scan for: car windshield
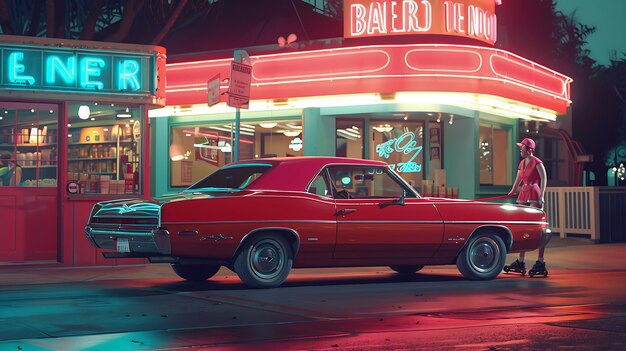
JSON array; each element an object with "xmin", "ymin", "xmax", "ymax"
[{"xmin": 185, "ymin": 164, "xmax": 273, "ymax": 192}]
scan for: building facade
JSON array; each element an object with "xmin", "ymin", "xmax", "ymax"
[
  {"xmin": 154, "ymin": 0, "xmax": 572, "ymax": 203},
  {"xmin": 0, "ymin": 35, "xmax": 165, "ymax": 265}
]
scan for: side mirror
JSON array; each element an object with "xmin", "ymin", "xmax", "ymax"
[{"xmin": 395, "ymin": 190, "xmax": 406, "ymax": 206}]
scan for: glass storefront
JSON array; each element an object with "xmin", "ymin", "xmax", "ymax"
[
  {"xmin": 370, "ymin": 119, "xmax": 425, "ymax": 189},
  {"xmin": 169, "ymin": 119, "xmax": 302, "ymax": 188},
  {"xmin": 0, "ymin": 102, "xmax": 58, "ymax": 187},
  {"xmin": 479, "ymin": 123, "xmax": 511, "ymax": 186},
  {"xmin": 67, "ymin": 103, "xmax": 143, "ymax": 194},
  {"xmin": 336, "ymin": 114, "xmax": 435, "ymax": 193}
]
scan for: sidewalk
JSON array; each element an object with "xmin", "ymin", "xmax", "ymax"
[{"xmin": 0, "ymin": 237, "xmax": 624, "ymax": 287}]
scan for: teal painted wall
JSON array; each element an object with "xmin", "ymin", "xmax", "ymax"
[
  {"xmin": 151, "ymin": 117, "xmax": 170, "ymax": 197},
  {"xmin": 303, "ymin": 107, "xmax": 336, "ymax": 156},
  {"xmin": 443, "ymin": 111, "xmax": 480, "ymax": 200}
]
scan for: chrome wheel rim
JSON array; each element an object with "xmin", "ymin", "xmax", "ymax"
[
  {"xmin": 250, "ymin": 238, "xmax": 284, "ymax": 280},
  {"xmin": 469, "ymin": 237, "xmax": 500, "ymax": 273}
]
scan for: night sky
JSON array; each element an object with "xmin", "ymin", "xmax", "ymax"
[{"xmin": 555, "ymin": 0, "xmax": 626, "ymax": 66}]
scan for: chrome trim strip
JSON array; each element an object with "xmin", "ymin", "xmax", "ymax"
[
  {"xmin": 161, "ymin": 219, "xmax": 546, "ymax": 226},
  {"xmin": 161, "ymin": 220, "xmax": 337, "ymax": 225},
  {"xmin": 445, "ymin": 221, "xmax": 549, "ymax": 225},
  {"xmin": 85, "ymin": 228, "xmax": 155, "ymax": 236}
]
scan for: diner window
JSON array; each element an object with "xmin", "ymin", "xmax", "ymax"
[
  {"xmin": 336, "ymin": 120, "xmax": 364, "ymax": 158},
  {"xmin": 170, "ymin": 120, "xmax": 302, "ymax": 188},
  {"xmin": 66, "ymin": 103, "xmax": 143, "ymax": 194},
  {"xmin": 479, "ymin": 124, "xmax": 510, "ymax": 185},
  {"xmin": 369, "ymin": 120, "xmax": 424, "ymax": 189},
  {"xmin": 0, "ymin": 102, "xmax": 58, "ymax": 187},
  {"xmin": 327, "ymin": 165, "xmax": 414, "ymax": 199}
]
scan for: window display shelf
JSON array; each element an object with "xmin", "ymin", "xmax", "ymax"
[
  {"xmin": 68, "ymin": 140, "xmax": 132, "ymax": 145},
  {"xmin": 0, "ymin": 143, "xmax": 56, "ymax": 147},
  {"xmin": 68, "ymin": 157, "xmax": 117, "ymax": 161},
  {"xmin": 21, "ymin": 165, "xmax": 57, "ymax": 169}
]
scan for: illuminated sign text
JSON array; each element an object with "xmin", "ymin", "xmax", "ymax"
[
  {"xmin": 376, "ymin": 131, "xmax": 423, "ymax": 173},
  {"xmin": 344, "ymin": 0, "xmax": 498, "ymax": 45},
  {"xmin": 1, "ymin": 46, "xmax": 154, "ymax": 95}
]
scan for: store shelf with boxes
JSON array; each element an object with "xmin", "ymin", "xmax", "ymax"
[
  {"xmin": 67, "ymin": 122, "xmax": 140, "ymax": 195},
  {"xmin": 0, "ymin": 119, "xmax": 58, "ymax": 187}
]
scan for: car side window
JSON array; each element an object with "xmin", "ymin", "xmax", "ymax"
[
  {"xmin": 307, "ymin": 174, "xmax": 332, "ymax": 198},
  {"xmin": 327, "ymin": 166, "xmax": 413, "ymax": 199}
]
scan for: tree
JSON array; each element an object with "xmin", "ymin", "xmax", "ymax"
[
  {"xmin": 0, "ymin": 0, "xmax": 219, "ymax": 45},
  {"xmin": 496, "ymin": 0, "xmax": 626, "ymax": 184}
]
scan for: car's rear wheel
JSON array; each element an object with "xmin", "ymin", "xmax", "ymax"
[
  {"xmin": 456, "ymin": 232, "xmax": 506, "ymax": 280},
  {"xmin": 389, "ymin": 265, "xmax": 425, "ymax": 274},
  {"xmin": 234, "ymin": 235, "xmax": 293, "ymax": 288},
  {"xmin": 171, "ymin": 263, "xmax": 221, "ymax": 282}
]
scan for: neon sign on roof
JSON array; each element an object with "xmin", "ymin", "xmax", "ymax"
[
  {"xmin": 0, "ymin": 45, "xmax": 153, "ymax": 95},
  {"xmin": 165, "ymin": 43, "xmax": 572, "ymax": 114},
  {"xmin": 344, "ymin": 0, "xmax": 499, "ymax": 45}
]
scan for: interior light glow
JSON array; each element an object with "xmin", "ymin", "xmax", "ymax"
[
  {"xmin": 78, "ymin": 105, "xmax": 90, "ymax": 119},
  {"xmin": 373, "ymin": 124, "xmax": 393, "ymax": 132},
  {"xmin": 169, "ymin": 144, "xmax": 185, "ymax": 161},
  {"xmin": 282, "ymin": 130, "xmax": 301, "ymax": 137},
  {"xmin": 259, "ymin": 122, "xmax": 278, "ymax": 128}
]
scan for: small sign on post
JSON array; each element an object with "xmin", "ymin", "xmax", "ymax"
[
  {"xmin": 227, "ymin": 61, "xmax": 251, "ymax": 109},
  {"xmin": 207, "ymin": 74, "xmax": 221, "ymax": 107}
]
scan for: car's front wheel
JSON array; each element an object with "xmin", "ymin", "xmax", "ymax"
[
  {"xmin": 389, "ymin": 265, "xmax": 424, "ymax": 274},
  {"xmin": 234, "ymin": 235, "xmax": 293, "ymax": 288},
  {"xmin": 456, "ymin": 232, "xmax": 506, "ymax": 280},
  {"xmin": 171, "ymin": 263, "xmax": 221, "ymax": 282}
]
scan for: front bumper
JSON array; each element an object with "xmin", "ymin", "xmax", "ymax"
[{"xmin": 85, "ymin": 226, "xmax": 172, "ymax": 255}]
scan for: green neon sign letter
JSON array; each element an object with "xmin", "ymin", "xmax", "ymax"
[
  {"xmin": 46, "ymin": 55, "xmax": 76, "ymax": 84},
  {"xmin": 80, "ymin": 57, "xmax": 105, "ymax": 90},
  {"xmin": 119, "ymin": 59, "xmax": 141, "ymax": 90},
  {"xmin": 8, "ymin": 52, "xmax": 35, "ymax": 85}
]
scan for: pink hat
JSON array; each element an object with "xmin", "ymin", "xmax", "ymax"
[{"xmin": 516, "ymin": 138, "xmax": 535, "ymax": 150}]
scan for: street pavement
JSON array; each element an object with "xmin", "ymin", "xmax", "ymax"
[
  {"xmin": 1, "ymin": 236, "xmax": 622, "ymax": 286},
  {"xmin": 0, "ymin": 236, "xmax": 625, "ymax": 351}
]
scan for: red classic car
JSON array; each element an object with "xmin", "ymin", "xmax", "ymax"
[{"xmin": 85, "ymin": 156, "xmax": 549, "ymax": 288}]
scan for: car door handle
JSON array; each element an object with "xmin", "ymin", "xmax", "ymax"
[{"xmin": 336, "ymin": 208, "xmax": 357, "ymax": 217}]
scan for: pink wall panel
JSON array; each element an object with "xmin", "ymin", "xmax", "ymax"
[{"xmin": 0, "ymin": 193, "xmax": 18, "ymax": 261}]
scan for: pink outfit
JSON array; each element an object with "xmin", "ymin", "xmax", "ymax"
[{"xmin": 517, "ymin": 156, "xmax": 543, "ymax": 204}]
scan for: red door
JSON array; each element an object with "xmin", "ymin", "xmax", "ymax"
[{"xmin": 333, "ymin": 198, "xmax": 443, "ymax": 259}]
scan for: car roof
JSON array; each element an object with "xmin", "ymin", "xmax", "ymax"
[{"xmin": 229, "ymin": 156, "xmax": 388, "ymax": 192}]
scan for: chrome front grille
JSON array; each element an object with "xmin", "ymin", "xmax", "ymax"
[{"xmin": 89, "ymin": 216, "xmax": 159, "ymax": 230}]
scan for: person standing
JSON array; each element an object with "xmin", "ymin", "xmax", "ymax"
[
  {"xmin": 504, "ymin": 138, "xmax": 550, "ymax": 276},
  {"xmin": 0, "ymin": 152, "xmax": 21, "ymax": 186}
]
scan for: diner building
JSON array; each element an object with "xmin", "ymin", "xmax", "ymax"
[
  {"xmin": 154, "ymin": 0, "xmax": 574, "ymax": 201},
  {"xmin": 0, "ymin": 35, "xmax": 165, "ymax": 265}
]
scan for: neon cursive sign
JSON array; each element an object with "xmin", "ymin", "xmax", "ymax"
[
  {"xmin": 344, "ymin": 0, "xmax": 498, "ymax": 45},
  {"xmin": 376, "ymin": 131, "xmax": 423, "ymax": 173}
]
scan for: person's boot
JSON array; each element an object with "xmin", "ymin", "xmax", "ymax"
[
  {"xmin": 529, "ymin": 260, "xmax": 548, "ymax": 277},
  {"xmin": 503, "ymin": 259, "xmax": 526, "ymax": 275}
]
